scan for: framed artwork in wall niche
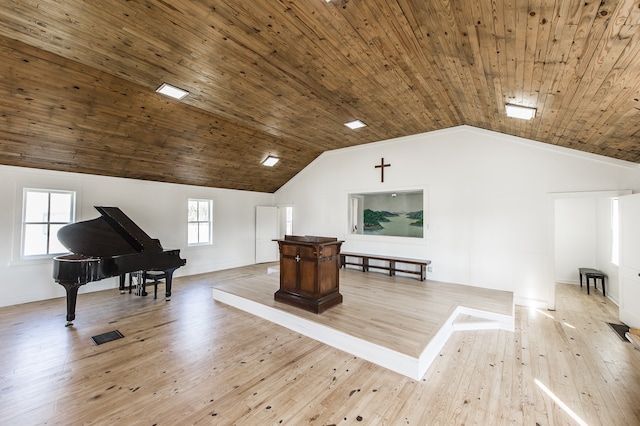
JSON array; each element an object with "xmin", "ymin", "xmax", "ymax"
[{"xmin": 348, "ymin": 190, "xmax": 424, "ymax": 238}]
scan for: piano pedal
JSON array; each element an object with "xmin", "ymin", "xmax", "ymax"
[
  {"xmin": 135, "ymin": 286, "xmax": 148, "ymax": 297},
  {"xmin": 134, "ymin": 283, "xmax": 148, "ymax": 296}
]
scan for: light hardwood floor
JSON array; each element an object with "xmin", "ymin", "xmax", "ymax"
[{"xmin": 0, "ymin": 265, "xmax": 639, "ymax": 425}]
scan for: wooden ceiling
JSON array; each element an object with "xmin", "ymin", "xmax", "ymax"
[{"xmin": 1, "ymin": 1, "xmax": 640, "ymax": 193}]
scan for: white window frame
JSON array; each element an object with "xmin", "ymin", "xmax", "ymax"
[
  {"xmin": 188, "ymin": 198, "xmax": 213, "ymax": 246},
  {"xmin": 21, "ymin": 188, "xmax": 76, "ymax": 259},
  {"xmin": 611, "ymin": 197, "xmax": 619, "ymax": 266},
  {"xmin": 284, "ymin": 206, "xmax": 293, "ymax": 235}
]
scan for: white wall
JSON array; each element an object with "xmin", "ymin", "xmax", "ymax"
[
  {"xmin": 274, "ymin": 126, "xmax": 640, "ymax": 307},
  {"xmin": 0, "ymin": 165, "xmax": 274, "ymax": 307},
  {"xmin": 554, "ymin": 198, "xmax": 597, "ymax": 283},
  {"xmin": 553, "ymin": 196, "xmax": 620, "ymax": 305}
]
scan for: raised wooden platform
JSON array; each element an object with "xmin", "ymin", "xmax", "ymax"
[{"xmin": 213, "ymin": 266, "xmax": 513, "ymax": 379}]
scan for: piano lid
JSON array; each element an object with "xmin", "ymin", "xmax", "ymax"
[{"xmin": 57, "ymin": 206, "xmax": 164, "ymax": 258}]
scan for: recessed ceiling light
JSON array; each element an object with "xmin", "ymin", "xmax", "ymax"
[
  {"xmin": 156, "ymin": 83, "xmax": 189, "ymax": 100},
  {"xmin": 344, "ymin": 120, "xmax": 367, "ymax": 130},
  {"xmin": 262, "ymin": 156, "xmax": 279, "ymax": 167},
  {"xmin": 505, "ymin": 104, "xmax": 536, "ymax": 120}
]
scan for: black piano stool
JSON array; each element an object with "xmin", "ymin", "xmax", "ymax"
[{"xmin": 143, "ymin": 271, "xmax": 166, "ymax": 299}]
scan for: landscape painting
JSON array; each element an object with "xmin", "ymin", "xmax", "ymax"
[{"xmin": 349, "ymin": 190, "xmax": 424, "ymax": 238}]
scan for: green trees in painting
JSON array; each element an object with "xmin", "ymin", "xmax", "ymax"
[
  {"xmin": 363, "ymin": 208, "xmax": 392, "ymax": 230},
  {"xmin": 364, "ymin": 209, "xmax": 423, "ymax": 231},
  {"xmin": 406, "ymin": 210, "xmax": 423, "ymax": 226}
]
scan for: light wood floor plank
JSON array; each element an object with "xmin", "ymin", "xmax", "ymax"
[{"xmin": 0, "ymin": 264, "xmax": 638, "ymax": 425}]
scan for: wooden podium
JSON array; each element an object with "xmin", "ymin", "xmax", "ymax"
[{"xmin": 274, "ymin": 235, "xmax": 343, "ymax": 313}]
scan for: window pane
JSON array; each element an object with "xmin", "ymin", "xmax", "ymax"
[
  {"xmin": 285, "ymin": 206, "xmax": 293, "ymax": 235},
  {"xmin": 188, "ymin": 222, "xmax": 199, "ymax": 244},
  {"xmin": 49, "ymin": 224, "xmax": 68, "ymax": 254},
  {"xmin": 188, "ymin": 201, "xmax": 198, "ymax": 222},
  {"xmin": 25, "ymin": 191, "xmax": 49, "ymax": 222},
  {"xmin": 24, "ymin": 224, "xmax": 49, "ymax": 256},
  {"xmin": 198, "ymin": 223, "xmax": 210, "ymax": 243},
  {"xmin": 50, "ymin": 193, "xmax": 72, "ymax": 222},
  {"xmin": 198, "ymin": 201, "xmax": 209, "ymax": 221}
]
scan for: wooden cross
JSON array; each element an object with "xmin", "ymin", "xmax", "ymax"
[{"xmin": 375, "ymin": 157, "xmax": 391, "ymax": 182}]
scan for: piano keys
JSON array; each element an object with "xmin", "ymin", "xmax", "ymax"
[{"xmin": 53, "ymin": 206, "xmax": 186, "ymax": 326}]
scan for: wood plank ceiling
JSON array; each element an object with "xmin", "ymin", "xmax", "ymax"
[{"xmin": 1, "ymin": 0, "xmax": 640, "ymax": 193}]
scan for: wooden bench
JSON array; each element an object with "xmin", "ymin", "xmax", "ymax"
[
  {"xmin": 340, "ymin": 252, "xmax": 431, "ymax": 281},
  {"xmin": 578, "ymin": 267, "xmax": 606, "ymax": 296}
]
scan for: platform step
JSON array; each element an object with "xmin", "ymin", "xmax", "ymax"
[{"xmin": 452, "ymin": 314, "xmax": 502, "ymax": 331}]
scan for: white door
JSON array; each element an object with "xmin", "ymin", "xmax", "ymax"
[
  {"xmin": 256, "ymin": 206, "xmax": 279, "ymax": 263},
  {"xmin": 618, "ymin": 194, "xmax": 640, "ymax": 328}
]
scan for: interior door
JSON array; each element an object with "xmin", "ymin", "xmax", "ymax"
[
  {"xmin": 618, "ymin": 194, "xmax": 640, "ymax": 328},
  {"xmin": 256, "ymin": 206, "xmax": 279, "ymax": 263}
]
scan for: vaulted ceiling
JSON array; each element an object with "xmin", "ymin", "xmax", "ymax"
[{"xmin": 1, "ymin": 0, "xmax": 640, "ymax": 193}]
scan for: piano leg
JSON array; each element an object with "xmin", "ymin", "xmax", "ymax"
[
  {"xmin": 163, "ymin": 267, "xmax": 180, "ymax": 301},
  {"xmin": 60, "ymin": 282, "xmax": 82, "ymax": 326},
  {"xmin": 119, "ymin": 274, "xmax": 126, "ymax": 294}
]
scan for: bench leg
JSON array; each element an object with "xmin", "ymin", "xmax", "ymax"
[
  {"xmin": 362, "ymin": 257, "xmax": 369, "ymax": 272},
  {"xmin": 420, "ymin": 265, "xmax": 426, "ymax": 281},
  {"xmin": 594, "ymin": 276, "xmax": 606, "ymax": 297},
  {"xmin": 579, "ymin": 272, "xmax": 583, "ymax": 288},
  {"xmin": 153, "ymin": 278, "xmax": 159, "ymax": 299},
  {"xmin": 389, "ymin": 261, "xmax": 395, "ymax": 277}
]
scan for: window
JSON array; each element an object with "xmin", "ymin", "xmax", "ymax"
[
  {"xmin": 348, "ymin": 190, "xmax": 424, "ymax": 238},
  {"xmin": 188, "ymin": 199, "xmax": 212, "ymax": 246},
  {"xmin": 284, "ymin": 206, "xmax": 293, "ymax": 235},
  {"xmin": 611, "ymin": 197, "xmax": 619, "ymax": 266},
  {"xmin": 22, "ymin": 189, "xmax": 75, "ymax": 257}
]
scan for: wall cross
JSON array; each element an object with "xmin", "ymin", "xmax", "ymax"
[{"xmin": 375, "ymin": 157, "xmax": 391, "ymax": 183}]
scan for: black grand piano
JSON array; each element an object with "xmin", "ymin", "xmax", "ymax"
[{"xmin": 53, "ymin": 206, "xmax": 186, "ymax": 326}]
